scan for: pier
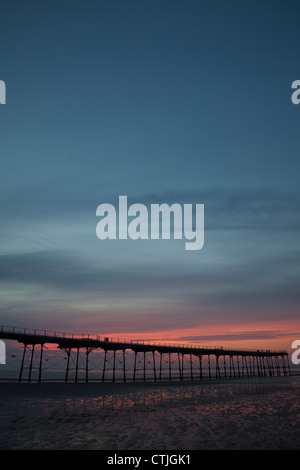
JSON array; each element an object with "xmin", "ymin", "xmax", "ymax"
[{"xmin": 0, "ymin": 326, "xmax": 291, "ymax": 383}]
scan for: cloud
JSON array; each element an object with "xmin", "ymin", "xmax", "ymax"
[
  {"xmin": 172, "ymin": 331, "xmax": 300, "ymax": 343},
  {"xmin": 1, "ymin": 185, "xmax": 300, "ymax": 227},
  {"xmin": 1, "ymin": 186, "xmax": 299, "ymax": 331},
  {"xmin": 1, "ymin": 241, "xmax": 300, "ymax": 321}
]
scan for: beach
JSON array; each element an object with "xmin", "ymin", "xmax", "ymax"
[{"xmin": 0, "ymin": 375, "xmax": 299, "ymax": 450}]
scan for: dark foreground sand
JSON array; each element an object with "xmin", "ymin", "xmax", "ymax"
[{"xmin": 0, "ymin": 376, "xmax": 299, "ymax": 450}]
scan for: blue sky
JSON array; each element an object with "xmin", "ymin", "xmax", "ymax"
[{"xmin": 1, "ymin": 1, "xmax": 300, "ymax": 349}]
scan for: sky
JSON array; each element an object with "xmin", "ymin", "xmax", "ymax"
[{"xmin": 1, "ymin": 0, "xmax": 300, "ymax": 353}]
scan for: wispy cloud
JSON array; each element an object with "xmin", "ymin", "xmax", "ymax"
[{"xmin": 172, "ymin": 331, "xmax": 300, "ymax": 343}]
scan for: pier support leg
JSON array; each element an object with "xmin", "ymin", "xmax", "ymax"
[
  {"xmin": 270, "ymin": 356, "xmax": 275, "ymax": 376},
  {"xmin": 275, "ymin": 356, "xmax": 280, "ymax": 376},
  {"xmin": 38, "ymin": 344, "xmax": 44, "ymax": 383},
  {"xmin": 178, "ymin": 353, "xmax": 183, "ymax": 380},
  {"xmin": 102, "ymin": 350, "xmax": 107, "ymax": 382},
  {"xmin": 286, "ymin": 355, "xmax": 291, "ymax": 376},
  {"xmin": 133, "ymin": 351, "xmax": 137, "ymax": 382},
  {"xmin": 152, "ymin": 351, "xmax": 156, "ymax": 382},
  {"xmin": 85, "ymin": 347, "xmax": 93, "ymax": 383},
  {"xmin": 256, "ymin": 356, "xmax": 260, "ymax": 377},
  {"xmin": 19, "ymin": 343, "xmax": 27, "ymax": 383},
  {"xmin": 237, "ymin": 355, "xmax": 241, "ymax": 378},
  {"xmin": 123, "ymin": 350, "xmax": 126, "ymax": 382},
  {"xmin": 229, "ymin": 356, "xmax": 236, "ymax": 378},
  {"xmin": 153, "ymin": 351, "xmax": 156, "ymax": 382},
  {"xmin": 75, "ymin": 347, "xmax": 79, "ymax": 383},
  {"xmin": 223, "ymin": 355, "xmax": 227, "ymax": 379},
  {"xmin": 113, "ymin": 350, "xmax": 116, "ymax": 382},
  {"xmin": 261, "ymin": 356, "xmax": 266, "ymax": 376},
  {"xmin": 65, "ymin": 348, "xmax": 71, "ymax": 383},
  {"xmin": 216, "ymin": 355, "xmax": 220, "ymax": 379},
  {"xmin": 159, "ymin": 353, "xmax": 162, "ymax": 381},
  {"xmin": 85, "ymin": 347, "xmax": 88, "ymax": 383},
  {"xmin": 28, "ymin": 344, "xmax": 35, "ymax": 383},
  {"xmin": 266, "ymin": 356, "xmax": 272, "ymax": 376},
  {"xmin": 247, "ymin": 356, "xmax": 253, "ymax": 377},
  {"xmin": 244, "ymin": 356, "xmax": 249, "ymax": 378},
  {"xmin": 198, "ymin": 355, "xmax": 203, "ymax": 380}
]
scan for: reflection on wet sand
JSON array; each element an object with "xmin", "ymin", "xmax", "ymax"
[
  {"xmin": 1, "ymin": 376, "xmax": 299, "ymax": 450},
  {"xmin": 19, "ymin": 375, "xmax": 296, "ymax": 416}
]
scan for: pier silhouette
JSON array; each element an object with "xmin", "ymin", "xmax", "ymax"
[{"xmin": 0, "ymin": 326, "xmax": 291, "ymax": 383}]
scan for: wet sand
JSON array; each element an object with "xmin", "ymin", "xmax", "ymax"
[{"xmin": 0, "ymin": 376, "xmax": 299, "ymax": 450}]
